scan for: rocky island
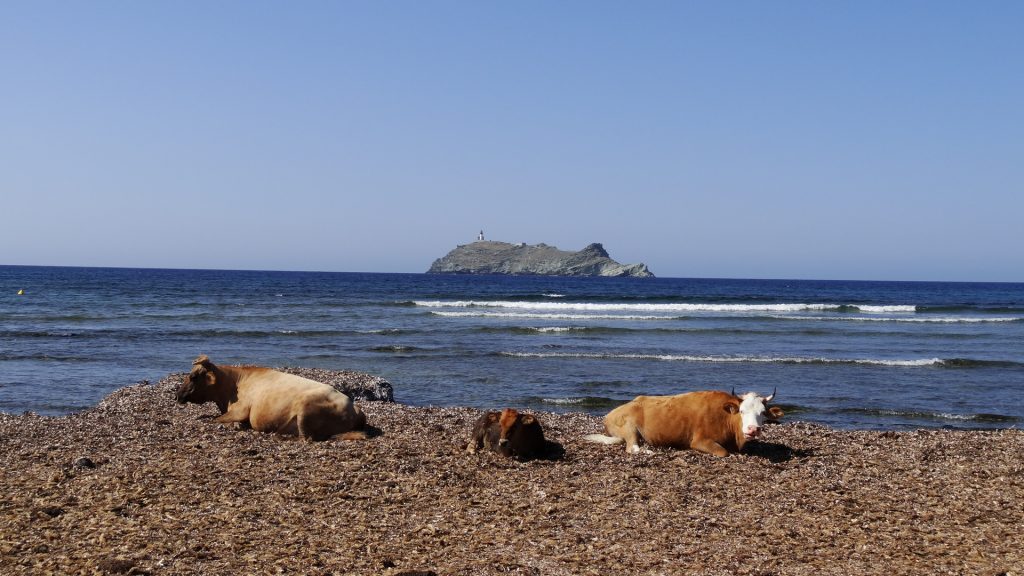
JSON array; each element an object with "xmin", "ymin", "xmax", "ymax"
[{"xmin": 428, "ymin": 240, "xmax": 654, "ymax": 277}]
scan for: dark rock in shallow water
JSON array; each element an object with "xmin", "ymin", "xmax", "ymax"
[
  {"xmin": 427, "ymin": 240, "xmax": 654, "ymax": 277},
  {"xmin": 278, "ymin": 367, "xmax": 395, "ymax": 402}
]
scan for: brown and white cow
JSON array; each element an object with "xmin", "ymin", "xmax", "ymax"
[
  {"xmin": 466, "ymin": 408, "xmax": 547, "ymax": 460},
  {"xmin": 176, "ymin": 355, "xmax": 368, "ymax": 441},
  {"xmin": 583, "ymin": 389, "xmax": 783, "ymax": 457}
]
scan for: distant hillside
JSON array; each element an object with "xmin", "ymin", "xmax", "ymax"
[{"xmin": 427, "ymin": 241, "xmax": 654, "ymax": 277}]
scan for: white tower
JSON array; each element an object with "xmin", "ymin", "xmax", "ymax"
[{"xmin": 477, "ymin": 230, "xmax": 485, "ymax": 241}]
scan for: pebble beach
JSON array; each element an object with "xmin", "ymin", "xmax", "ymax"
[{"xmin": 1, "ymin": 369, "xmax": 1021, "ymax": 576}]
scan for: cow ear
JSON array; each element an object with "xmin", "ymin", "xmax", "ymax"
[
  {"xmin": 487, "ymin": 412, "xmax": 499, "ymax": 423},
  {"xmin": 768, "ymin": 406, "xmax": 784, "ymax": 420},
  {"xmin": 204, "ymin": 371, "xmax": 217, "ymax": 386},
  {"xmin": 723, "ymin": 402, "xmax": 739, "ymax": 414},
  {"xmin": 521, "ymin": 415, "xmax": 535, "ymax": 425}
]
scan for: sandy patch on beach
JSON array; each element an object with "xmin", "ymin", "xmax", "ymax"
[{"xmin": 1, "ymin": 371, "xmax": 1021, "ymax": 575}]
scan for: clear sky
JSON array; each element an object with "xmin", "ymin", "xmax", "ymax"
[{"xmin": 2, "ymin": 1, "xmax": 1021, "ymax": 281}]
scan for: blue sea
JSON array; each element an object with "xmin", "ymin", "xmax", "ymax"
[{"xmin": 2, "ymin": 265, "xmax": 1023, "ymax": 430}]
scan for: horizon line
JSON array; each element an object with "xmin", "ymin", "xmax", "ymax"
[{"xmin": 1, "ymin": 262, "xmax": 1021, "ymax": 285}]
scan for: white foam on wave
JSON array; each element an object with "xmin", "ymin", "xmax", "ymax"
[
  {"xmin": 773, "ymin": 315, "xmax": 1021, "ymax": 324},
  {"xmin": 431, "ymin": 311, "xmax": 669, "ymax": 320},
  {"xmin": 415, "ymin": 300, "xmax": 917, "ymax": 313},
  {"xmin": 856, "ymin": 305, "xmax": 917, "ymax": 313},
  {"xmin": 873, "ymin": 409, "xmax": 978, "ymax": 420},
  {"xmin": 533, "ymin": 326, "xmax": 581, "ymax": 333},
  {"xmin": 541, "ymin": 397, "xmax": 587, "ymax": 405},
  {"xmin": 500, "ymin": 351, "xmax": 945, "ymax": 367}
]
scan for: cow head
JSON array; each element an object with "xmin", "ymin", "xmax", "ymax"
[
  {"xmin": 727, "ymin": 388, "xmax": 784, "ymax": 440},
  {"xmin": 498, "ymin": 408, "xmax": 534, "ymax": 447},
  {"xmin": 176, "ymin": 355, "xmax": 217, "ymax": 404}
]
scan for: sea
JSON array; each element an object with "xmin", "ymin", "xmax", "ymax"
[{"xmin": 2, "ymin": 265, "xmax": 1023, "ymax": 430}]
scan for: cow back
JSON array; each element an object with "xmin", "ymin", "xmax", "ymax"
[
  {"xmin": 235, "ymin": 368, "xmax": 357, "ymax": 433},
  {"xmin": 619, "ymin": 391, "xmax": 742, "ymax": 451}
]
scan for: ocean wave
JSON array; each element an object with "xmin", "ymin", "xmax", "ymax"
[
  {"xmin": 476, "ymin": 325, "xmax": 846, "ymax": 338},
  {"xmin": 394, "ymin": 293, "xmax": 565, "ymax": 306},
  {"xmin": 175, "ymin": 327, "xmax": 420, "ymax": 338},
  {"xmin": 450, "ymin": 326, "xmax": 585, "ymax": 334},
  {"xmin": 431, "ymin": 311, "xmax": 674, "ymax": 320},
  {"xmin": 496, "ymin": 352, "xmax": 1021, "ymax": 368},
  {"xmin": 770, "ymin": 315, "xmax": 1023, "ymax": 324},
  {"xmin": 0, "ymin": 353, "xmax": 101, "ymax": 363},
  {"xmin": 367, "ymin": 345, "xmax": 421, "ymax": 353},
  {"xmin": 524, "ymin": 395, "xmax": 623, "ymax": 408},
  {"xmin": 415, "ymin": 300, "xmax": 917, "ymax": 313},
  {"xmin": 174, "ymin": 328, "xmax": 369, "ymax": 338},
  {"xmin": 0, "ymin": 330, "xmax": 84, "ymax": 338},
  {"xmin": 935, "ymin": 358, "xmax": 1024, "ymax": 368},
  {"xmin": 838, "ymin": 407, "xmax": 1020, "ymax": 424},
  {"xmin": 480, "ymin": 325, "xmax": 661, "ymax": 335},
  {"xmin": 917, "ymin": 305, "xmax": 1024, "ymax": 314},
  {"xmin": 854, "ymin": 305, "xmax": 917, "ymax": 313}
]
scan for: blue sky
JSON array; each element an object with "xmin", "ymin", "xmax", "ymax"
[{"xmin": 2, "ymin": 1, "xmax": 1021, "ymax": 281}]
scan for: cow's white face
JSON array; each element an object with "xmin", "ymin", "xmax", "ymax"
[{"xmin": 738, "ymin": 392, "xmax": 773, "ymax": 440}]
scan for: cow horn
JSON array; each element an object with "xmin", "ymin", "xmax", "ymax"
[
  {"xmin": 764, "ymin": 387, "xmax": 777, "ymax": 403},
  {"xmin": 731, "ymin": 386, "xmax": 736, "ymax": 398}
]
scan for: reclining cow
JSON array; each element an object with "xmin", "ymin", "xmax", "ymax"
[
  {"xmin": 583, "ymin": 389, "xmax": 783, "ymax": 457},
  {"xmin": 466, "ymin": 408, "xmax": 547, "ymax": 461},
  {"xmin": 176, "ymin": 355, "xmax": 368, "ymax": 441}
]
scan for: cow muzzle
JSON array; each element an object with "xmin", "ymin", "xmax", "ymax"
[
  {"xmin": 175, "ymin": 383, "xmax": 194, "ymax": 404},
  {"xmin": 744, "ymin": 427, "xmax": 761, "ymax": 440}
]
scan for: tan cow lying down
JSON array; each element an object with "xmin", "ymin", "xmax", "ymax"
[
  {"xmin": 583, "ymin": 390, "xmax": 783, "ymax": 457},
  {"xmin": 466, "ymin": 408, "xmax": 547, "ymax": 461},
  {"xmin": 176, "ymin": 355, "xmax": 368, "ymax": 441}
]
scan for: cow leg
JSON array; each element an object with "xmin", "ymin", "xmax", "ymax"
[
  {"xmin": 214, "ymin": 404, "xmax": 250, "ymax": 427},
  {"xmin": 466, "ymin": 430, "xmax": 483, "ymax": 454},
  {"xmin": 602, "ymin": 403, "xmax": 650, "ymax": 454},
  {"xmin": 612, "ymin": 423, "xmax": 644, "ymax": 454},
  {"xmin": 691, "ymin": 437, "xmax": 730, "ymax": 458}
]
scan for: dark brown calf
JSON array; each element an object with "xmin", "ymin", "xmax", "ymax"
[{"xmin": 466, "ymin": 408, "xmax": 546, "ymax": 461}]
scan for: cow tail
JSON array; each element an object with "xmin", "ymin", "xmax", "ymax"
[
  {"xmin": 337, "ymin": 430, "xmax": 369, "ymax": 441},
  {"xmin": 582, "ymin": 433, "xmax": 624, "ymax": 445}
]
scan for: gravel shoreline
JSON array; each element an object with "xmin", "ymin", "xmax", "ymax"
[{"xmin": 1, "ymin": 370, "xmax": 1021, "ymax": 575}]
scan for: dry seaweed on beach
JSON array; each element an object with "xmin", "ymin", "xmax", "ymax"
[{"xmin": 1, "ymin": 371, "xmax": 1022, "ymax": 575}]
